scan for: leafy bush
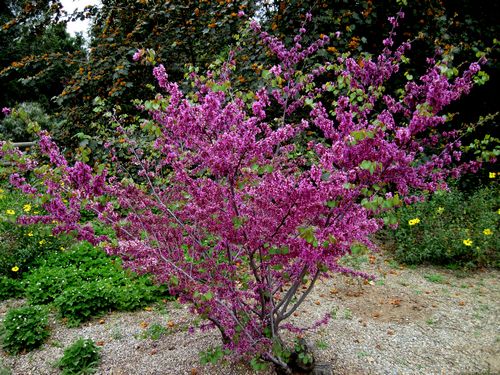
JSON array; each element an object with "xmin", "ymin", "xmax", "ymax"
[
  {"xmin": 57, "ymin": 338, "xmax": 100, "ymax": 375},
  {"xmin": 24, "ymin": 266, "xmax": 82, "ymax": 305},
  {"xmin": 393, "ymin": 185, "xmax": 499, "ymax": 266},
  {"xmin": 24, "ymin": 242, "xmax": 165, "ymax": 326},
  {"xmin": 0, "ymin": 102, "xmax": 61, "ymax": 142},
  {"xmin": 0, "ymin": 305, "xmax": 49, "ymax": 354},
  {"xmin": 54, "ymin": 281, "xmax": 116, "ymax": 327},
  {"xmin": 0, "ymin": 276, "xmax": 24, "ymax": 301}
]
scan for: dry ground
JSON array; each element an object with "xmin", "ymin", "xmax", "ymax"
[{"xmin": 1, "ymin": 250, "xmax": 499, "ymax": 374}]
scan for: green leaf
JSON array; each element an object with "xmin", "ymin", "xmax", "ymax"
[{"xmin": 201, "ymin": 291, "xmax": 213, "ymax": 301}]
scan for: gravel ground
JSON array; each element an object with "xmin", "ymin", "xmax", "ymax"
[{"xmin": 1, "ymin": 251, "xmax": 499, "ymax": 375}]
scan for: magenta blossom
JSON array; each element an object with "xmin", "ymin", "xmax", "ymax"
[
  {"xmin": 132, "ymin": 49, "xmax": 144, "ymax": 62},
  {"xmin": 1, "ymin": 14, "xmax": 487, "ymax": 374}
]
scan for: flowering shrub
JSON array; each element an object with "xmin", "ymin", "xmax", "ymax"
[
  {"xmin": 1, "ymin": 305, "xmax": 50, "ymax": 354},
  {"xmin": 393, "ymin": 184, "xmax": 499, "ymax": 267},
  {"xmin": 0, "ymin": 13, "xmax": 487, "ymax": 372},
  {"xmin": 0, "ymin": 188, "xmax": 71, "ymax": 276}
]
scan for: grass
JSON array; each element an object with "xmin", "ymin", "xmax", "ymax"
[{"xmin": 424, "ymin": 274, "xmax": 446, "ymax": 284}]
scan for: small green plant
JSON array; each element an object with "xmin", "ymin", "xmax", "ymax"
[
  {"xmin": 357, "ymin": 351, "xmax": 369, "ymax": 358},
  {"xmin": 315, "ymin": 339, "xmax": 329, "ymax": 350},
  {"xmin": 424, "ymin": 274, "xmax": 445, "ymax": 284},
  {"xmin": 343, "ymin": 308, "xmax": 353, "ymax": 320},
  {"xmin": 140, "ymin": 323, "xmax": 168, "ymax": 340},
  {"xmin": 57, "ymin": 338, "xmax": 101, "ymax": 375},
  {"xmin": 250, "ymin": 357, "xmax": 270, "ymax": 371},
  {"xmin": 199, "ymin": 345, "xmax": 229, "ymax": 365},
  {"xmin": 292, "ymin": 338, "xmax": 314, "ymax": 369},
  {"xmin": 1, "ymin": 305, "xmax": 49, "ymax": 354},
  {"xmin": 330, "ymin": 306, "xmax": 339, "ymax": 319}
]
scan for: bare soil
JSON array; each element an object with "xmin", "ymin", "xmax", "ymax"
[{"xmin": 1, "ymin": 249, "xmax": 499, "ymax": 375}]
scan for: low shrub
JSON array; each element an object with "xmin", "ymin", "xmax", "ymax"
[
  {"xmin": 0, "ymin": 276, "xmax": 24, "ymax": 301},
  {"xmin": 54, "ymin": 281, "xmax": 116, "ymax": 327},
  {"xmin": 57, "ymin": 338, "xmax": 101, "ymax": 375},
  {"xmin": 393, "ymin": 185, "xmax": 499, "ymax": 266},
  {"xmin": 24, "ymin": 266, "xmax": 81, "ymax": 305},
  {"xmin": 26, "ymin": 241, "xmax": 167, "ymax": 326},
  {"xmin": 0, "ymin": 305, "xmax": 49, "ymax": 354}
]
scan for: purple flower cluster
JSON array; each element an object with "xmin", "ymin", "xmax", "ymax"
[{"xmin": 2, "ymin": 14, "xmax": 487, "ymax": 371}]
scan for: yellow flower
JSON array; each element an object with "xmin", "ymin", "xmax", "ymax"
[
  {"xmin": 23, "ymin": 204, "xmax": 32, "ymax": 212},
  {"xmin": 39, "ymin": 239, "xmax": 46, "ymax": 245},
  {"xmin": 27, "ymin": 232, "xmax": 34, "ymax": 237},
  {"xmin": 408, "ymin": 218, "xmax": 421, "ymax": 226},
  {"xmin": 463, "ymin": 239, "xmax": 473, "ymax": 246},
  {"xmin": 6, "ymin": 209, "xmax": 15, "ymax": 215},
  {"xmin": 0, "ymin": 188, "xmax": 4, "ymax": 193},
  {"xmin": 483, "ymin": 229, "xmax": 493, "ymax": 235},
  {"xmin": 60, "ymin": 246, "xmax": 65, "ymax": 251},
  {"xmin": 11, "ymin": 266, "xmax": 19, "ymax": 272},
  {"xmin": 436, "ymin": 207, "xmax": 444, "ymax": 214},
  {"xmin": 489, "ymin": 172, "xmax": 496, "ymax": 178}
]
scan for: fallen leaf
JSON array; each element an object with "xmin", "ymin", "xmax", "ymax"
[
  {"xmin": 96, "ymin": 341, "xmax": 105, "ymax": 346},
  {"xmin": 144, "ymin": 306, "xmax": 153, "ymax": 312},
  {"xmin": 390, "ymin": 299, "xmax": 401, "ymax": 307},
  {"xmin": 99, "ymin": 319, "xmax": 105, "ymax": 324},
  {"xmin": 314, "ymin": 300, "xmax": 321, "ymax": 305},
  {"xmin": 167, "ymin": 321, "xmax": 175, "ymax": 328},
  {"xmin": 140, "ymin": 321, "xmax": 148, "ymax": 329},
  {"xmin": 458, "ymin": 301, "xmax": 465, "ymax": 306},
  {"xmin": 387, "ymin": 329, "xmax": 395, "ymax": 335}
]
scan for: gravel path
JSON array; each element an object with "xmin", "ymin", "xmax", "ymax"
[{"xmin": 1, "ymin": 251, "xmax": 499, "ymax": 375}]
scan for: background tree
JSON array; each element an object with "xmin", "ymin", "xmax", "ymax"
[
  {"xmin": 0, "ymin": 0, "xmax": 83, "ymax": 111},
  {"xmin": 56, "ymin": 0, "xmax": 258, "ymax": 141}
]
